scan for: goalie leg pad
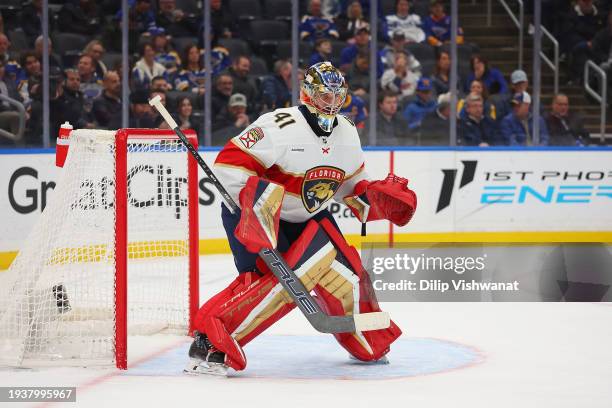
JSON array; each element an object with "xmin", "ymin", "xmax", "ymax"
[
  {"xmin": 315, "ymin": 217, "xmax": 402, "ymax": 362},
  {"xmin": 194, "ymin": 221, "xmax": 338, "ymax": 370}
]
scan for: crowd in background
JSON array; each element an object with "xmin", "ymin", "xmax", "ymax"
[{"xmin": 0, "ymin": 0, "xmax": 609, "ymax": 147}]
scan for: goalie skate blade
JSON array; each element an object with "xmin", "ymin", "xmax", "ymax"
[
  {"xmin": 349, "ymin": 354, "xmax": 390, "ymax": 365},
  {"xmin": 353, "ymin": 312, "xmax": 391, "ymax": 332},
  {"xmin": 183, "ymin": 359, "xmax": 228, "ymax": 377}
]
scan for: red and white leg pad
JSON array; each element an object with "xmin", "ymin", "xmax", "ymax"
[{"xmin": 193, "ymin": 220, "xmax": 401, "ymax": 370}]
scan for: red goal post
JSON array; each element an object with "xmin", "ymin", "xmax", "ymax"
[{"xmin": 0, "ymin": 128, "xmax": 200, "ymax": 370}]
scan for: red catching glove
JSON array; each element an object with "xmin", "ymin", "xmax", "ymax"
[
  {"xmin": 235, "ymin": 176, "xmax": 285, "ymax": 253},
  {"xmin": 344, "ymin": 173, "xmax": 417, "ymax": 226}
]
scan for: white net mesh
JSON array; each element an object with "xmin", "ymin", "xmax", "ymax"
[{"xmin": 0, "ymin": 130, "xmax": 194, "ymax": 367}]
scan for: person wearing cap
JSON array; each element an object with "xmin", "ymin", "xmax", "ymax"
[
  {"xmin": 335, "ymin": 0, "xmax": 370, "ymax": 41},
  {"xmin": 458, "ymin": 94, "xmax": 499, "ymax": 147},
  {"xmin": 496, "ymin": 69, "xmax": 529, "ymax": 120},
  {"xmin": 545, "ymin": 93, "xmax": 590, "ymax": 146},
  {"xmin": 500, "ymin": 91, "xmax": 549, "ymax": 146},
  {"xmin": 339, "ymin": 26, "xmax": 384, "ymax": 77},
  {"xmin": 212, "ymin": 93, "xmax": 251, "ymax": 145},
  {"xmin": 420, "ymin": 92, "xmax": 452, "ymax": 145},
  {"xmin": 151, "ymin": 27, "xmax": 181, "ymax": 77},
  {"xmin": 403, "ymin": 77, "xmax": 438, "ymax": 131},
  {"xmin": 384, "ymin": 0, "xmax": 425, "ymax": 43},
  {"xmin": 299, "ymin": 0, "xmax": 340, "ymax": 43},
  {"xmin": 381, "ymin": 51, "xmax": 420, "ymax": 102},
  {"xmin": 380, "ymin": 30, "xmax": 422, "ymax": 72},
  {"xmin": 423, "ymin": 0, "xmax": 464, "ymax": 47}
]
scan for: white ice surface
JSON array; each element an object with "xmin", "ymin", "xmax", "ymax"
[{"xmin": 1, "ymin": 254, "xmax": 611, "ymax": 408}]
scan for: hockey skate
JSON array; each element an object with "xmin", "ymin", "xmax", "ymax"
[{"xmin": 184, "ymin": 331, "xmax": 228, "ymax": 376}]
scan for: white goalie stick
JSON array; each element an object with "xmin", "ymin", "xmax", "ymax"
[{"xmin": 149, "ymin": 95, "xmax": 390, "ymax": 333}]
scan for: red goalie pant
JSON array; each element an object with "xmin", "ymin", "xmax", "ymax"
[{"xmin": 193, "ymin": 217, "xmax": 402, "ymax": 371}]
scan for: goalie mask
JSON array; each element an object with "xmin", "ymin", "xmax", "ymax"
[{"xmin": 301, "ymin": 62, "xmax": 348, "ymax": 133}]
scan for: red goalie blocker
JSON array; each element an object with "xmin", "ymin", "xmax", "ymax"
[{"xmin": 193, "ymin": 218, "xmax": 401, "ymax": 370}]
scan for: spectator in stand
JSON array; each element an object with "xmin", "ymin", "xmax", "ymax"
[
  {"xmin": 77, "ymin": 54, "xmax": 103, "ymax": 113},
  {"xmin": 431, "ymin": 49, "xmax": 462, "ymax": 96},
  {"xmin": 458, "ymin": 79, "xmax": 496, "ymax": 121},
  {"xmin": 57, "ymin": 0, "xmax": 101, "ymax": 36},
  {"xmin": 545, "ymin": 93, "xmax": 590, "ymax": 146},
  {"xmin": 116, "ymin": 0, "xmax": 156, "ymax": 34},
  {"xmin": 423, "ymin": 0, "xmax": 464, "ymax": 47},
  {"xmin": 156, "ymin": 0, "xmax": 198, "ymax": 38},
  {"xmin": 91, "ymin": 71, "xmax": 122, "ymax": 130},
  {"xmin": 17, "ymin": 51, "xmax": 42, "ymax": 107},
  {"xmin": 150, "ymin": 28, "xmax": 180, "ymax": 79},
  {"xmin": 310, "ymin": 38, "xmax": 335, "ymax": 66},
  {"xmin": 300, "ymin": 0, "xmax": 340, "ymax": 43},
  {"xmin": 207, "ymin": 0, "xmax": 234, "ymax": 42},
  {"xmin": 339, "ymin": 91, "xmax": 367, "ymax": 129},
  {"xmin": 34, "ymin": 36, "xmax": 62, "ymax": 75},
  {"xmin": 380, "ymin": 30, "xmax": 421, "ymax": 72},
  {"xmin": 132, "ymin": 43, "xmax": 167, "ymax": 91},
  {"xmin": 212, "ymin": 93, "xmax": 251, "ymax": 145},
  {"xmin": 381, "ymin": 51, "xmax": 420, "ymax": 102},
  {"xmin": 129, "ymin": 89, "xmax": 157, "ymax": 128},
  {"xmin": 365, "ymin": 91, "xmax": 412, "ymax": 145},
  {"xmin": 591, "ymin": 10, "xmax": 612, "ymax": 94},
  {"xmin": 151, "ymin": 75, "xmax": 172, "ymax": 92},
  {"xmin": 226, "ymin": 55, "xmax": 259, "ymax": 114},
  {"xmin": 0, "ymin": 59, "xmax": 22, "ymax": 144},
  {"xmin": 0, "ymin": 34, "xmax": 22, "ymax": 84},
  {"xmin": 562, "ymin": 0, "xmax": 605, "ymax": 83},
  {"xmin": 495, "ymin": 69, "xmax": 529, "ymax": 121},
  {"xmin": 174, "ymin": 44, "xmax": 205, "ymax": 94},
  {"xmin": 420, "ymin": 92, "xmax": 451, "ymax": 145},
  {"xmin": 83, "ymin": 40, "xmax": 108, "ymax": 80},
  {"xmin": 339, "ymin": 27, "xmax": 384, "ymax": 77},
  {"xmin": 262, "ymin": 60, "xmax": 292, "ymax": 111},
  {"xmin": 346, "ymin": 51, "xmax": 371, "ymax": 101},
  {"xmin": 175, "ymin": 96, "xmax": 201, "ymax": 136},
  {"xmin": 458, "ymin": 94, "xmax": 499, "ymax": 146},
  {"xmin": 211, "ymin": 73, "xmax": 234, "ymax": 117},
  {"xmin": 465, "ymin": 55, "xmax": 509, "ymax": 95},
  {"xmin": 21, "ymin": 0, "xmax": 43, "ymax": 46},
  {"xmin": 403, "ymin": 77, "xmax": 437, "ymax": 131},
  {"xmin": 384, "ymin": 0, "xmax": 425, "ymax": 43},
  {"xmin": 54, "ymin": 68, "xmax": 93, "ymax": 130},
  {"xmin": 336, "ymin": 0, "xmax": 370, "ymax": 42},
  {"xmin": 500, "ymin": 91, "xmax": 549, "ymax": 146}
]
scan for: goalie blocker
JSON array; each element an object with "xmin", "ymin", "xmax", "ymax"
[{"xmin": 194, "ymin": 209, "xmax": 402, "ymax": 370}]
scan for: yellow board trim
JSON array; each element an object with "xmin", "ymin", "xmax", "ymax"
[{"xmin": 2, "ymin": 231, "xmax": 611, "ymax": 271}]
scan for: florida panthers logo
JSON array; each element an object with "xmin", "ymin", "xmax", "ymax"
[{"xmin": 301, "ymin": 166, "xmax": 345, "ymax": 213}]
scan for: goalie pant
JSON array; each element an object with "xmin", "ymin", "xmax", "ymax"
[{"xmin": 193, "ymin": 206, "xmax": 402, "ymax": 370}]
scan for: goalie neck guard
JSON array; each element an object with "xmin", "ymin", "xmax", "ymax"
[{"xmin": 300, "ymin": 62, "xmax": 348, "ymax": 133}]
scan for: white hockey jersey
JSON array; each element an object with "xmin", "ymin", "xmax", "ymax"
[
  {"xmin": 214, "ymin": 106, "xmax": 369, "ymax": 223},
  {"xmin": 385, "ymin": 14, "xmax": 425, "ymax": 43}
]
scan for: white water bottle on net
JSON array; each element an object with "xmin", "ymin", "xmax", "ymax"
[{"xmin": 0, "ymin": 128, "xmax": 200, "ymax": 369}]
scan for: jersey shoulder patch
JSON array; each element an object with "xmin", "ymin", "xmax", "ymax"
[{"xmin": 236, "ymin": 126, "xmax": 266, "ymax": 149}]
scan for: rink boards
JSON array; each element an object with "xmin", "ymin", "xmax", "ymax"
[{"xmin": 1, "ymin": 147, "xmax": 612, "ymax": 268}]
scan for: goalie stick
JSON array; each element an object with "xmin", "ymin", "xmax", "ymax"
[{"xmin": 149, "ymin": 95, "xmax": 389, "ymax": 334}]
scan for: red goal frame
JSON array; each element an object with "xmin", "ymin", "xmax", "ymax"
[{"xmin": 114, "ymin": 129, "xmax": 199, "ymax": 369}]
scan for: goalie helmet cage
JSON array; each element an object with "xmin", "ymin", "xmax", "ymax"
[{"xmin": 0, "ymin": 128, "xmax": 199, "ymax": 370}]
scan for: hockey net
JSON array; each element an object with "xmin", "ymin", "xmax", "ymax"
[{"xmin": 0, "ymin": 128, "xmax": 199, "ymax": 369}]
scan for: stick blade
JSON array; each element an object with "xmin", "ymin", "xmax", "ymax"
[{"xmin": 353, "ymin": 312, "xmax": 390, "ymax": 332}]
